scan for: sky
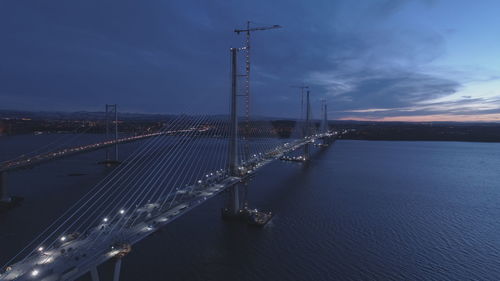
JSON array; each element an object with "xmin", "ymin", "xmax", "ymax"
[{"xmin": 0, "ymin": 0, "xmax": 499, "ymax": 121}]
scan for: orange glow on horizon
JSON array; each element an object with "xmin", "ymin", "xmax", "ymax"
[{"xmin": 339, "ymin": 114, "xmax": 500, "ymax": 122}]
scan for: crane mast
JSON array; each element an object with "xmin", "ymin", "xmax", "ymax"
[{"xmin": 234, "ymin": 21, "xmax": 281, "ymax": 158}]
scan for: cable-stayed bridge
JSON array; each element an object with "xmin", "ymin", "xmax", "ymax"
[
  {"xmin": 0, "ymin": 36, "xmax": 337, "ymax": 281},
  {"xmin": 0, "ymin": 113, "xmax": 336, "ymax": 281}
]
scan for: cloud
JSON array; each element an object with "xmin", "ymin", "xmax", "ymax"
[
  {"xmin": 337, "ymin": 97, "xmax": 500, "ymax": 121},
  {"xmin": 310, "ymin": 68, "xmax": 461, "ymax": 109}
]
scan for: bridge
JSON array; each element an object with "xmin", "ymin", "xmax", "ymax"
[
  {"xmin": 0, "ymin": 121, "xmax": 209, "ymax": 205},
  {"xmin": 0, "ymin": 42, "xmax": 337, "ymax": 281},
  {"xmin": 0, "ymin": 132, "xmax": 163, "ymax": 173}
]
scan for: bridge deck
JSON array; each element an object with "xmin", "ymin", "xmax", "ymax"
[
  {"xmin": 0, "ymin": 130, "xmax": 198, "ymax": 173},
  {"xmin": 0, "ymin": 132, "xmax": 335, "ymax": 281}
]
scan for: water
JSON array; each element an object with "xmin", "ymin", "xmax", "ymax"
[{"xmin": 2, "ymin": 138, "xmax": 500, "ymax": 280}]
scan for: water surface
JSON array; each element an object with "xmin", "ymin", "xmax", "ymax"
[{"xmin": 1, "ymin": 139, "xmax": 500, "ymax": 280}]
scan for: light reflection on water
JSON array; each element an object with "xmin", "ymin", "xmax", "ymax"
[{"xmin": 1, "ymin": 137, "xmax": 500, "ymax": 280}]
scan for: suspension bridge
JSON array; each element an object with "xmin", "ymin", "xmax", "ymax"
[{"xmin": 0, "ymin": 23, "xmax": 338, "ymax": 281}]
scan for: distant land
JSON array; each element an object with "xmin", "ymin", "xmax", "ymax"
[
  {"xmin": 337, "ymin": 122, "xmax": 500, "ymax": 143},
  {"xmin": 1, "ymin": 110, "xmax": 500, "ymax": 142}
]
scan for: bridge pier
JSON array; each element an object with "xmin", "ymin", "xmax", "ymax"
[
  {"xmin": 0, "ymin": 171, "xmax": 10, "ymax": 203},
  {"xmin": 113, "ymin": 258, "xmax": 122, "ymax": 281},
  {"xmin": 90, "ymin": 266, "xmax": 100, "ymax": 281},
  {"xmin": 87, "ymin": 260, "xmax": 120, "ymax": 281},
  {"xmin": 228, "ymin": 184, "xmax": 242, "ymax": 216}
]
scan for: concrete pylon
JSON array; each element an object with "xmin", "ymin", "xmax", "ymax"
[
  {"xmin": 227, "ymin": 47, "xmax": 241, "ymax": 215},
  {"xmin": 303, "ymin": 90, "xmax": 311, "ymax": 160},
  {"xmin": 321, "ymin": 100, "xmax": 331, "ymax": 146}
]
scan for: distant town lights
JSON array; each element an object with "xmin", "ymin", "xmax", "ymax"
[
  {"xmin": 37, "ymin": 247, "xmax": 44, "ymax": 252},
  {"xmin": 31, "ymin": 269, "xmax": 39, "ymax": 276},
  {"xmin": 60, "ymin": 236, "xmax": 67, "ymax": 242}
]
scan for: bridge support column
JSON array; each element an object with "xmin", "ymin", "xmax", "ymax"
[
  {"xmin": 303, "ymin": 90, "xmax": 311, "ymax": 160},
  {"xmin": 90, "ymin": 266, "xmax": 100, "ymax": 281},
  {"xmin": 229, "ymin": 184, "xmax": 241, "ymax": 215},
  {"xmin": 113, "ymin": 258, "xmax": 122, "ymax": 281},
  {"xmin": 321, "ymin": 100, "xmax": 329, "ymax": 146},
  {"xmin": 0, "ymin": 171, "xmax": 11, "ymax": 203},
  {"xmin": 225, "ymin": 47, "xmax": 243, "ymax": 217}
]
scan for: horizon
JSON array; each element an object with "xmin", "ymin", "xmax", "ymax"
[{"xmin": 3, "ymin": 107, "xmax": 500, "ymax": 124}]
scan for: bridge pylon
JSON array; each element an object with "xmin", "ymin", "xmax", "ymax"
[
  {"xmin": 320, "ymin": 100, "xmax": 332, "ymax": 146},
  {"xmin": 224, "ymin": 47, "xmax": 243, "ymax": 217},
  {"xmin": 303, "ymin": 90, "xmax": 311, "ymax": 160}
]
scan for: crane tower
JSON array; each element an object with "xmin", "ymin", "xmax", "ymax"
[{"xmin": 234, "ymin": 21, "xmax": 281, "ymax": 156}]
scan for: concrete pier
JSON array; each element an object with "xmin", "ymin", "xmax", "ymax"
[
  {"xmin": 229, "ymin": 184, "xmax": 241, "ymax": 215},
  {"xmin": 113, "ymin": 259, "xmax": 122, "ymax": 281},
  {"xmin": 0, "ymin": 171, "xmax": 10, "ymax": 203},
  {"xmin": 90, "ymin": 266, "xmax": 100, "ymax": 281}
]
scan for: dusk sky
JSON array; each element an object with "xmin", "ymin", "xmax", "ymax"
[{"xmin": 1, "ymin": 0, "xmax": 499, "ymax": 121}]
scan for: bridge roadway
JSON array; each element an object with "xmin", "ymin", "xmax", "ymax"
[
  {"xmin": 0, "ymin": 132, "xmax": 334, "ymax": 281},
  {"xmin": 0, "ymin": 128, "xmax": 205, "ymax": 173}
]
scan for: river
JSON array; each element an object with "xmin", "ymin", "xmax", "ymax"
[{"xmin": 1, "ymin": 136, "xmax": 500, "ymax": 280}]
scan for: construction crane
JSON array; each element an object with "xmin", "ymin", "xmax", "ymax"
[{"xmin": 234, "ymin": 21, "xmax": 282, "ymax": 158}]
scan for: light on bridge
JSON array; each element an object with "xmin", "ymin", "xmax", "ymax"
[
  {"xmin": 103, "ymin": 217, "xmax": 109, "ymax": 222},
  {"xmin": 38, "ymin": 255, "xmax": 54, "ymax": 265},
  {"xmin": 60, "ymin": 236, "xmax": 67, "ymax": 242},
  {"xmin": 37, "ymin": 247, "xmax": 44, "ymax": 252},
  {"xmin": 31, "ymin": 269, "xmax": 39, "ymax": 277},
  {"xmin": 119, "ymin": 209, "xmax": 125, "ymax": 215}
]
